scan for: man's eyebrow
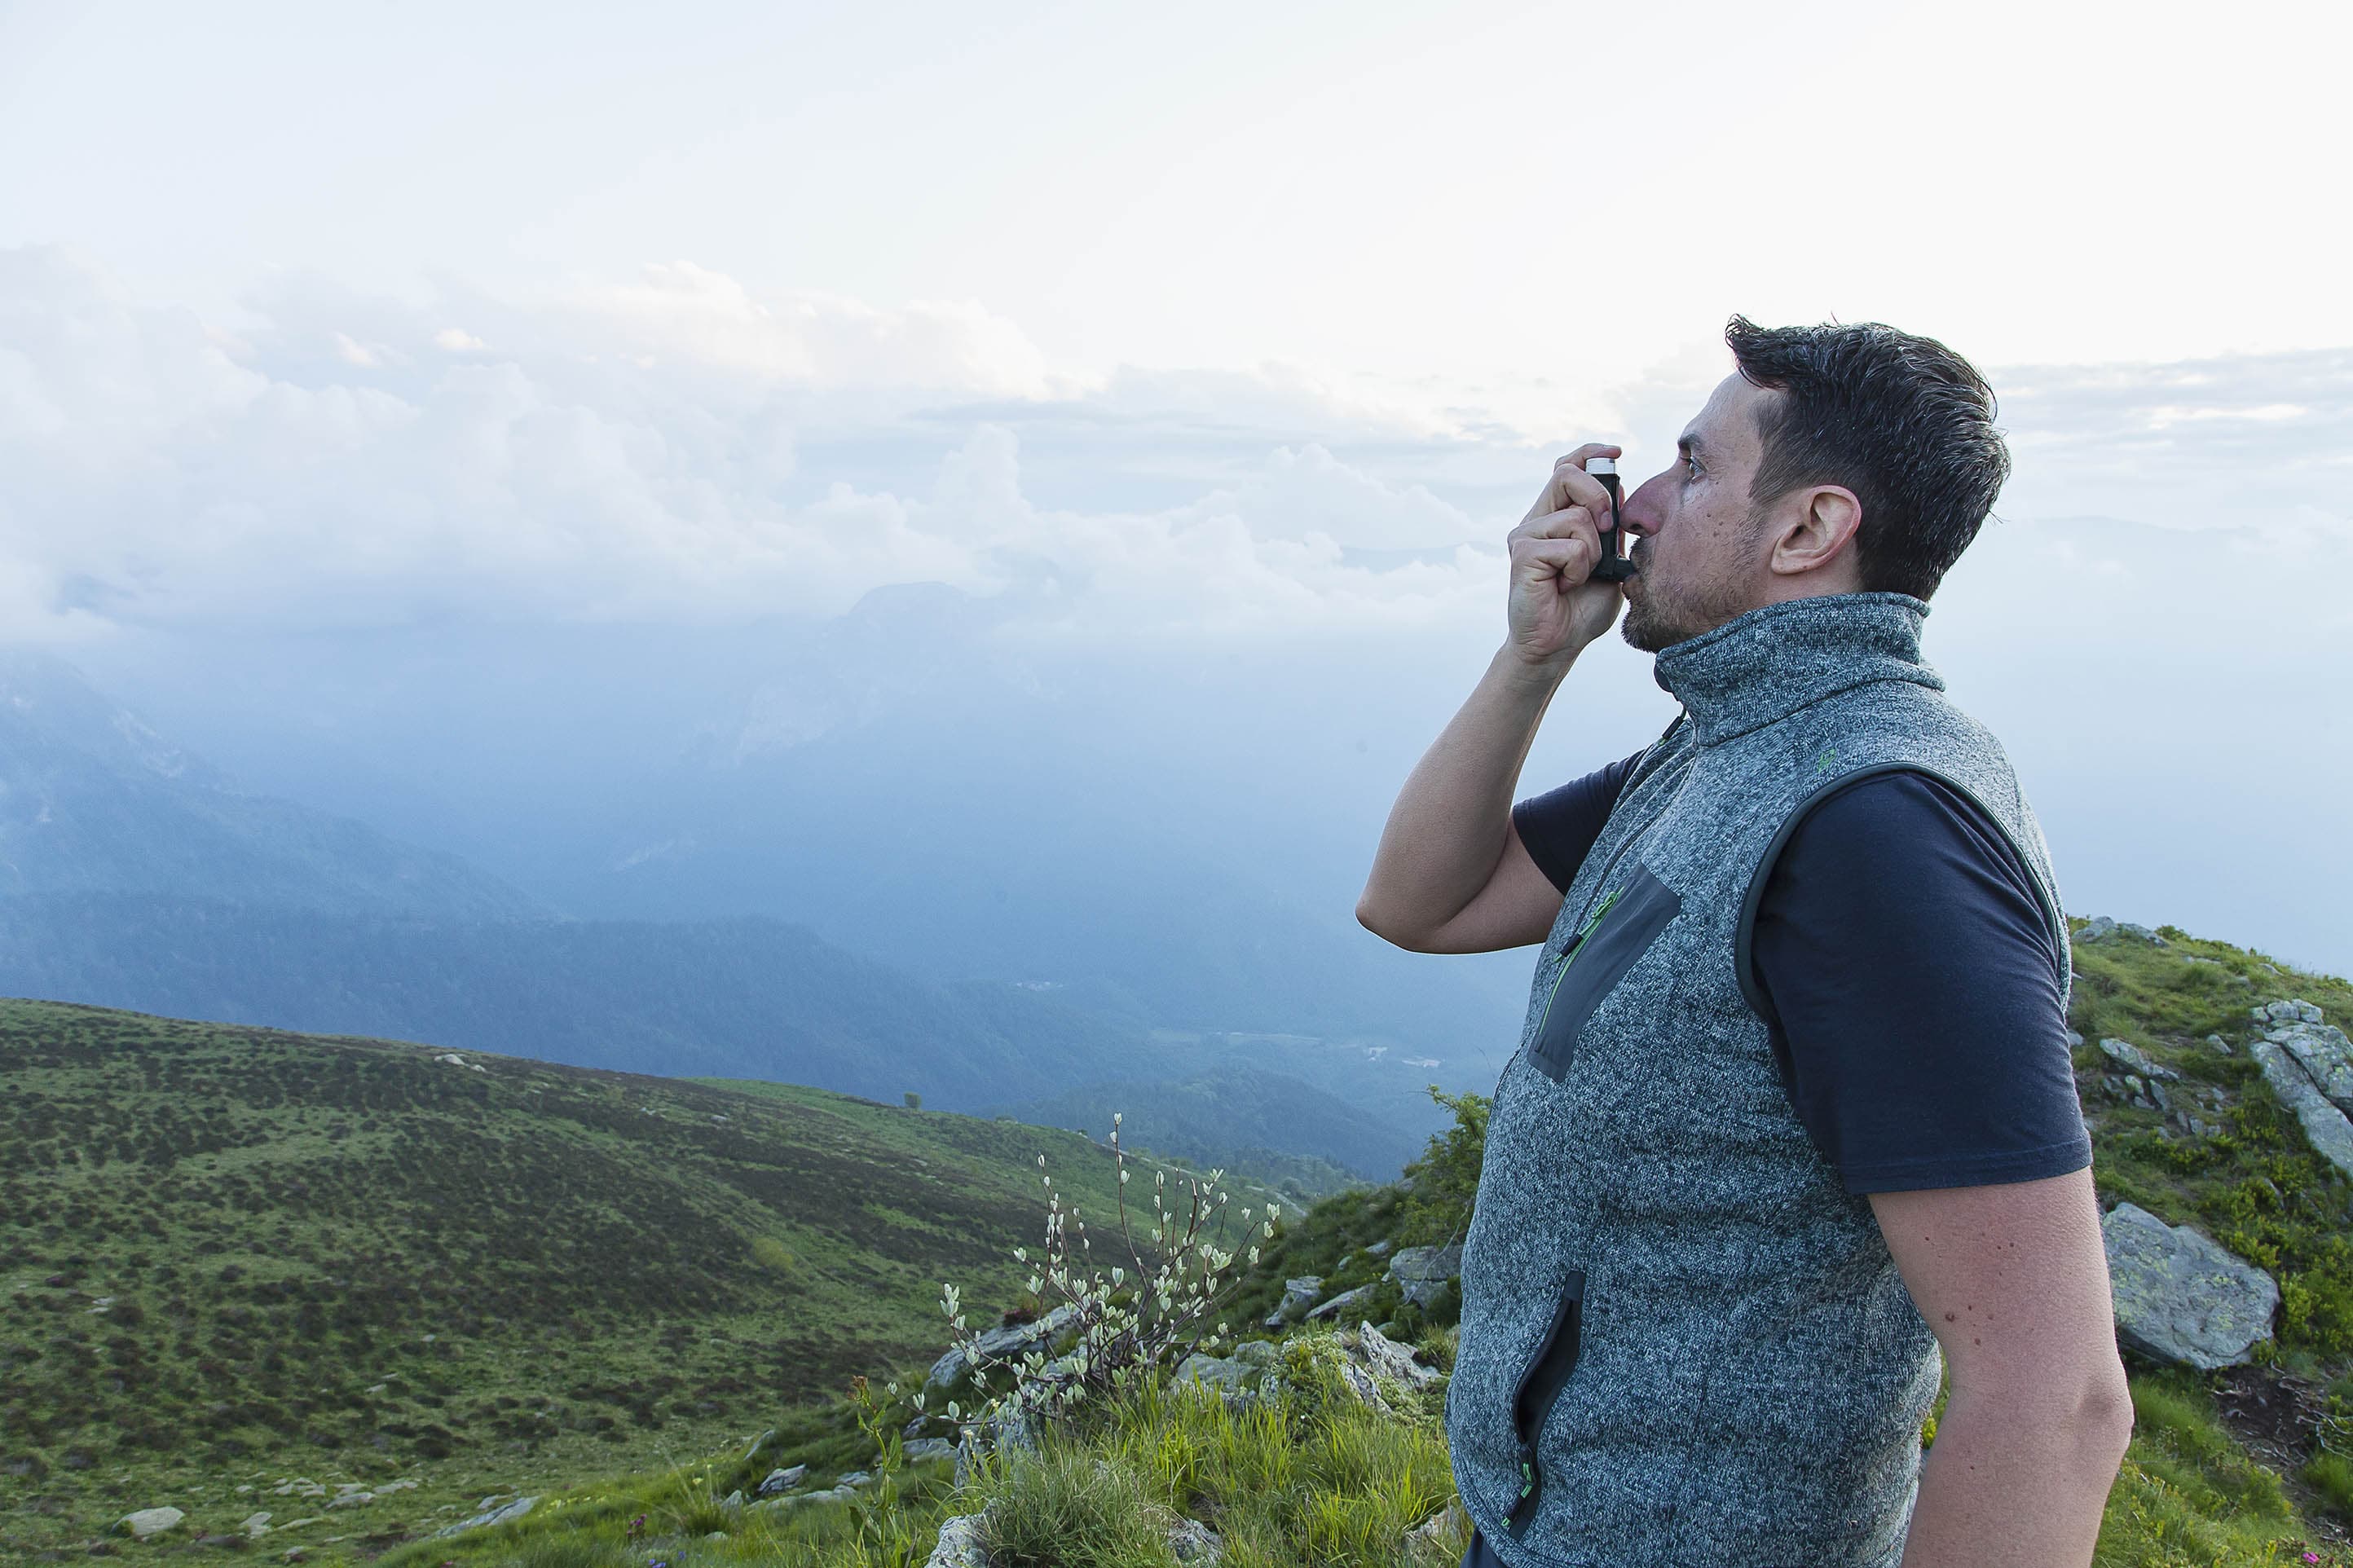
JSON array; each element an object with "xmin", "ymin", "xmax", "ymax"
[{"xmin": 1677, "ymin": 433, "xmax": 1708, "ymax": 460}]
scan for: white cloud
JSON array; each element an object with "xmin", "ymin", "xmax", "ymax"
[{"xmin": 0, "ymin": 246, "xmax": 2346, "ymax": 654}]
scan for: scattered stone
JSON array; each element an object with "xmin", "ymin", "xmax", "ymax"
[
  {"xmin": 1230, "ymin": 1338, "xmax": 1280, "ymax": 1371},
  {"xmin": 431, "ymin": 1495, "xmax": 538, "ymax": 1538},
  {"xmin": 758, "ymin": 1464, "xmax": 807, "ymax": 1495},
  {"xmin": 904, "ymin": 1438, "xmax": 955, "ymax": 1463},
  {"xmin": 1265, "ymin": 1276, "xmax": 1324, "ymax": 1328},
  {"xmin": 2074, "ymin": 916, "xmax": 2166, "ymax": 946},
  {"xmin": 924, "ymin": 1303, "xmax": 1081, "ymax": 1393},
  {"xmin": 1364, "ymin": 1240, "xmax": 1395, "ymax": 1258},
  {"xmin": 743, "ymin": 1427, "xmax": 778, "ymax": 1462},
  {"xmin": 1304, "ymin": 1282, "xmax": 1378, "ymax": 1322},
  {"xmin": 2207, "ymin": 1034, "xmax": 2233, "ymax": 1055},
  {"xmin": 1355, "ymin": 1321, "xmax": 1443, "ymax": 1391},
  {"xmin": 837, "ymin": 1470, "xmax": 872, "ymax": 1490},
  {"xmin": 1336, "ymin": 1359, "xmax": 1391, "ymax": 1413},
  {"xmin": 705, "ymin": 1531, "xmax": 729, "ymax": 1541},
  {"xmin": 1404, "ymin": 1500, "xmax": 1467, "ymax": 1559},
  {"xmin": 2256, "ymin": 999, "xmax": 2325, "ymax": 1027},
  {"xmin": 2250, "ymin": 1034, "xmax": 2353, "ymax": 1180},
  {"xmin": 1174, "ymin": 1353, "xmax": 1250, "ymax": 1394},
  {"xmin": 117, "ymin": 1508, "xmax": 187, "ymax": 1539},
  {"xmin": 722, "ymin": 1489, "xmax": 744, "ymax": 1509},
  {"xmin": 326, "ymin": 1491, "xmax": 373, "ymax": 1509},
  {"xmin": 1388, "ymin": 1244, "xmax": 1464, "ymax": 1307},
  {"xmin": 2150, "ymin": 1081, "xmax": 2172, "ymax": 1112},
  {"xmin": 926, "ymin": 1513, "xmax": 989, "ymax": 1568},
  {"xmin": 241, "ymin": 1513, "xmax": 272, "ymax": 1538},
  {"xmin": 2098, "ymin": 1038, "xmax": 2180, "ymax": 1081},
  {"xmin": 1165, "ymin": 1515, "xmax": 1223, "ymax": 1563},
  {"xmin": 2103, "ymin": 1202, "xmax": 2278, "ymax": 1369},
  {"xmin": 2065, "ymin": 1030, "xmax": 2086, "ymax": 1049}
]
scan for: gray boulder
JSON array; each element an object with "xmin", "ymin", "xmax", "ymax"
[
  {"xmin": 926, "ymin": 1303, "xmax": 1081, "ymax": 1393},
  {"xmin": 927, "ymin": 1513, "xmax": 989, "ymax": 1568},
  {"xmin": 1165, "ymin": 1515, "xmax": 1223, "ymax": 1563},
  {"xmin": 1304, "ymin": 1282, "xmax": 1377, "ymax": 1322},
  {"xmin": 1356, "ymin": 1320, "xmax": 1443, "ymax": 1391},
  {"xmin": 1174, "ymin": 1353, "xmax": 1251, "ymax": 1394},
  {"xmin": 1230, "ymin": 1338, "xmax": 1280, "ymax": 1370},
  {"xmin": 117, "ymin": 1508, "xmax": 185, "ymax": 1539},
  {"xmin": 2103, "ymin": 1202, "xmax": 2277, "ymax": 1369},
  {"xmin": 757, "ymin": 1464, "xmax": 807, "ymax": 1495},
  {"xmin": 2262, "ymin": 1006, "xmax": 2353, "ymax": 1112},
  {"xmin": 1264, "ymin": 1275, "xmax": 1324, "ymax": 1328},
  {"xmin": 2250, "ymin": 1035, "xmax": 2353, "ymax": 1180},
  {"xmin": 2098, "ymin": 1037, "xmax": 2179, "ymax": 1081},
  {"xmin": 432, "ymin": 1495, "xmax": 538, "ymax": 1538},
  {"xmin": 836, "ymin": 1470, "xmax": 872, "ymax": 1490},
  {"xmin": 1388, "ymin": 1244, "xmax": 1464, "ymax": 1307},
  {"xmin": 904, "ymin": 1438, "xmax": 956, "ymax": 1463}
]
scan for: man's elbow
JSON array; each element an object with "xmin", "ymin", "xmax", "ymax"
[
  {"xmin": 2077, "ymin": 1356, "xmax": 2136, "ymax": 1462},
  {"xmin": 1355, "ymin": 895, "xmax": 1432, "ymax": 952}
]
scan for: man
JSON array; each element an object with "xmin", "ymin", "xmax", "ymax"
[{"xmin": 1355, "ymin": 318, "xmax": 2132, "ymax": 1567}]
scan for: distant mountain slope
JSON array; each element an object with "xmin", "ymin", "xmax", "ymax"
[
  {"xmin": 0, "ymin": 998, "xmax": 1281, "ymax": 1553},
  {"xmin": 0, "ymin": 653, "xmax": 536, "ymax": 918},
  {"xmin": 0, "ymin": 894, "xmax": 1158, "ymax": 1112},
  {"xmin": 994, "ymin": 1067, "xmax": 1422, "ymax": 1186}
]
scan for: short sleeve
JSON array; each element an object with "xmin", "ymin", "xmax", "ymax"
[
  {"xmin": 1750, "ymin": 771, "xmax": 2090, "ymax": 1195},
  {"xmin": 1511, "ymin": 751, "xmax": 1646, "ymax": 896}
]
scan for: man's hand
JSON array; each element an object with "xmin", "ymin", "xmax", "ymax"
[{"xmin": 1506, "ymin": 443, "xmax": 1627, "ymax": 672}]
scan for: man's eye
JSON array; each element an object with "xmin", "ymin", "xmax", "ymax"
[{"xmin": 1683, "ymin": 457, "xmax": 1701, "ymax": 479}]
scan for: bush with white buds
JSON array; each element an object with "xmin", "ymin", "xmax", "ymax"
[{"xmin": 936, "ymin": 1118, "xmax": 1279, "ymax": 1448}]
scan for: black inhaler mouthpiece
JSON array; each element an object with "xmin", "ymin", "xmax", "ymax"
[{"xmin": 1584, "ymin": 457, "xmax": 1636, "ymax": 581}]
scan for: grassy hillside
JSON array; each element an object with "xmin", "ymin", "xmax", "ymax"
[
  {"xmin": 11, "ymin": 917, "xmax": 2353, "ymax": 1564},
  {"xmin": 0, "ymin": 1000, "xmax": 1280, "ymax": 1557}
]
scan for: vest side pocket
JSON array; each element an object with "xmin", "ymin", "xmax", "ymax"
[
  {"xmin": 1504, "ymin": 1267, "xmax": 1586, "ymax": 1543},
  {"xmin": 1527, "ymin": 863, "xmax": 1681, "ymax": 1081}
]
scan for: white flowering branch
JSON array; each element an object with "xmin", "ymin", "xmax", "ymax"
[{"xmin": 934, "ymin": 1113, "xmax": 1278, "ymax": 1441}]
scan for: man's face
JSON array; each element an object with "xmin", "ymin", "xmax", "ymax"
[{"xmin": 1616, "ymin": 373, "xmax": 1779, "ymax": 652}]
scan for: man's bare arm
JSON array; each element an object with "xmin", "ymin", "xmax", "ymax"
[
  {"xmin": 1872, "ymin": 1169, "xmax": 2134, "ymax": 1568},
  {"xmin": 1356, "ymin": 444, "xmax": 1627, "ymax": 954}
]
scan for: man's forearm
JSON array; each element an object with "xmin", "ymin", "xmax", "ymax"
[
  {"xmin": 1355, "ymin": 645, "xmax": 1573, "ymax": 941},
  {"xmin": 1898, "ymin": 1381, "xmax": 2132, "ymax": 1568}
]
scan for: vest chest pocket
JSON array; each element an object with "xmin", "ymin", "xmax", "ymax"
[{"xmin": 1527, "ymin": 862, "xmax": 1681, "ymax": 1081}]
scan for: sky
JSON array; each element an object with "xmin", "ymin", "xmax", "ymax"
[{"xmin": 1, "ymin": 0, "xmax": 2349, "ymax": 976}]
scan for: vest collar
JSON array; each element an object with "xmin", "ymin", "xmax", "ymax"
[{"xmin": 1652, "ymin": 590, "xmax": 1941, "ymax": 747}]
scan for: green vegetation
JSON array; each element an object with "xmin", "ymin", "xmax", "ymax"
[
  {"xmin": 0, "ymin": 1001, "xmax": 1294, "ymax": 1557},
  {"xmin": 11, "ymin": 916, "xmax": 2353, "ymax": 1564}
]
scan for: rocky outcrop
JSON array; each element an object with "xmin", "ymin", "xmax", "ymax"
[
  {"xmin": 2256, "ymin": 1002, "xmax": 2353, "ymax": 1111},
  {"xmin": 1387, "ymin": 1244, "xmax": 1462, "ymax": 1307},
  {"xmin": 926, "ymin": 1513, "xmax": 989, "ymax": 1568},
  {"xmin": 2249, "ymin": 1002, "xmax": 2353, "ymax": 1180},
  {"xmin": 1356, "ymin": 1321, "xmax": 1443, "ymax": 1392},
  {"xmin": 2074, "ymin": 916, "xmax": 2166, "ymax": 946},
  {"xmin": 925, "ymin": 1304, "xmax": 1080, "ymax": 1394},
  {"xmin": 1263, "ymin": 1275, "xmax": 1324, "ymax": 1328},
  {"xmin": 432, "ymin": 1495, "xmax": 538, "ymax": 1538},
  {"xmin": 757, "ymin": 1464, "xmax": 807, "ymax": 1495},
  {"xmin": 1303, "ymin": 1282, "xmax": 1377, "ymax": 1322},
  {"xmin": 2097, "ymin": 1037, "xmax": 2179, "ymax": 1081},
  {"xmin": 2102, "ymin": 1202, "xmax": 2278, "ymax": 1369}
]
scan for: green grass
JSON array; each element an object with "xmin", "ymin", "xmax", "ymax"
[
  {"xmin": 12, "ymin": 914, "xmax": 2353, "ymax": 1564},
  {"xmin": 0, "ymin": 1000, "xmax": 1293, "ymax": 1558}
]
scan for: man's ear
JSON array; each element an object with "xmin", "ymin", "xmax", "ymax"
[{"xmin": 1769, "ymin": 486, "xmax": 1862, "ymax": 578}]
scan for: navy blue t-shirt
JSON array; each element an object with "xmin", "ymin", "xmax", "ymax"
[{"xmin": 1511, "ymin": 753, "xmax": 2091, "ymax": 1195}]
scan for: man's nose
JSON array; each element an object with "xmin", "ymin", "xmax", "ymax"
[{"xmin": 1618, "ymin": 473, "xmax": 1669, "ymax": 535}]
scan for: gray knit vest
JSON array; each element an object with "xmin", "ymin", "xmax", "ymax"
[{"xmin": 1443, "ymin": 592, "xmax": 2068, "ymax": 1567}]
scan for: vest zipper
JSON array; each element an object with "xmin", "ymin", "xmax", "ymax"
[
  {"xmin": 1531, "ymin": 884, "xmax": 1624, "ymax": 1043},
  {"xmin": 1502, "ymin": 1269, "xmax": 1585, "ymax": 1542}
]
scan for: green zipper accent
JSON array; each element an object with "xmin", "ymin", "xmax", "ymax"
[{"xmin": 1532, "ymin": 884, "xmax": 1624, "ymax": 1039}]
